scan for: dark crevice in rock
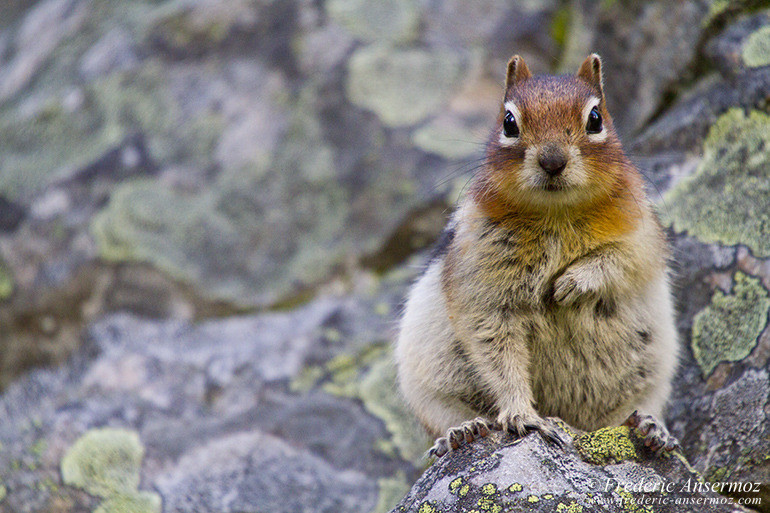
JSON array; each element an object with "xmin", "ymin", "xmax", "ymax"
[
  {"xmin": 641, "ymin": 0, "xmax": 770, "ymax": 132},
  {"xmin": 361, "ymin": 198, "xmax": 451, "ymax": 274}
]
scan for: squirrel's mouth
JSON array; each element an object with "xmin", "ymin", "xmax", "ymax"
[{"xmin": 542, "ymin": 177, "xmax": 567, "ymax": 192}]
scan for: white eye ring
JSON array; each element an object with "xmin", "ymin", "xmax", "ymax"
[
  {"xmin": 583, "ymin": 97, "xmax": 607, "ymax": 142},
  {"xmin": 499, "ymin": 102, "xmax": 521, "ymax": 146}
]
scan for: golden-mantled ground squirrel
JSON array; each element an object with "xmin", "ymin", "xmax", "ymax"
[{"xmin": 396, "ymin": 54, "xmax": 679, "ymax": 457}]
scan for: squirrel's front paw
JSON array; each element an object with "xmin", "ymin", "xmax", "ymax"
[
  {"xmin": 552, "ymin": 267, "xmax": 600, "ymax": 305},
  {"xmin": 496, "ymin": 409, "xmax": 564, "ymax": 447}
]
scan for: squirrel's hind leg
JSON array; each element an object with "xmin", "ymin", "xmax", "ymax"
[{"xmin": 623, "ymin": 410, "xmax": 679, "ymax": 453}]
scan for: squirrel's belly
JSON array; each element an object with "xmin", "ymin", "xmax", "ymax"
[{"xmin": 525, "ymin": 302, "xmax": 658, "ymax": 431}]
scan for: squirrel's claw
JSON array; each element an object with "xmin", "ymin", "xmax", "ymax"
[
  {"xmin": 425, "ymin": 417, "xmax": 495, "ymax": 459},
  {"xmin": 623, "ymin": 410, "xmax": 679, "ymax": 453}
]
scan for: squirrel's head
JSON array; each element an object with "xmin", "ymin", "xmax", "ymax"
[{"xmin": 477, "ymin": 54, "xmax": 629, "ymax": 212}]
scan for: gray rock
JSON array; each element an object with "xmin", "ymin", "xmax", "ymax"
[
  {"xmin": 392, "ymin": 426, "xmax": 752, "ymax": 512},
  {"xmin": 155, "ymin": 430, "xmax": 378, "ymax": 513},
  {"xmin": 0, "ymin": 289, "xmax": 424, "ymax": 512},
  {"xmin": 0, "ymin": 0, "xmax": 88, "ymax": 103},
  {"xmin": 78, "ymin": 27, "xmax": 139, "ymax": 80}
]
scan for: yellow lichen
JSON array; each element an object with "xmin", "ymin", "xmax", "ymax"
[
  {"xmin": 574, "ymin": 425, "xmax": 638, "ymax": 465},
  {"xmin": 691, "ymin": 272, "xmax": 770, "ymax": 377},
  {"xmin": 481, "ymin": 483, "xmax": 497, "ymax": 496},
  {"xmin": 418, "ymin": 501, "xmax": 439, "ymax": 513},
  {"xmin": 557, "ymin": 501, "xmax": 584, "ymax": 513}
]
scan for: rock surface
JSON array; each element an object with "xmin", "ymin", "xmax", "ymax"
[
  {"xmin": 0, "ymin": 0, "xmax": 768, "ymax": 512},
  {"xmin": 0, "ymin": 284, "xmax": 428, "ymax": 512},
  {"xmin": 393, "ymin": 425, "xmax": 753, "ymax": 513}
]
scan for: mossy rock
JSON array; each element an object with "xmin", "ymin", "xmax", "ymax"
[
  {"xmin": 691, "ymin": 272, "xmax": 770, "ymax": 377},
  {"xmin": 346, "ymin": 45, "xmax": 464, "ymax": 128},
  {"xmin": 664, "ymin": 109, "xmax": 770, "ymax": 257},
  {"xmin": 61, "ymin": 428, "xmax": 144, "ymax": 498},
  {"xmin": 327, "ymin": 0, "xmax": 419, "ymax": 43}
]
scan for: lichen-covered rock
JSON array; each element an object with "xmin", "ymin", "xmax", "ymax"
[
  {"xmin": 742, "ymin": 25, "xmax": 770, "ymax": 67},
  {"xmin": 142, "ymin": 0, "xmax": 264, "ymax": 57},
  {"xmin": 391, "ymin": 425, "xmax": 752, "ymax": 512},
  {"xmin": 0, "ymin": 0, "xmax": 769, "ymax": 512},
  {"xmin": 690, "ymin": 272, "xmax": 770, "ymax": 377},
  {"xmin": 326, "ymin": 0, "xmax": 420, "ymax": 43},
  {"xmin": 61, "ymin": 428, "xmax": 144, "ymax": 497},
  {"xmin": 623, "ymin": 11, "xmax": 770, "ymax": 508},
  {"xmin": 61, "ymin": 428, "xmax": 162, "ymax": 513},
  {"xmin": 346, "ymin": 45, "xmax": 465, "ymax": 127},
  {"xmin": 664, "ymin": 109, "xmax": 770, "ymax": 258},
  {"xmin": 573, "ymin": 426, "xmax": 638, "ymax": 466},
  {"xmin": 0, "ymin": 286, "xmax": 427, "ymax": 512},
  {"xmin": 0, "ymin": 258, "xmax": 13, "ymax": 300}
]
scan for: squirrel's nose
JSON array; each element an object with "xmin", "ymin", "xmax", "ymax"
[{"xmin": 538, "ymin": 146, "xmax": 568, "ymax": 177}]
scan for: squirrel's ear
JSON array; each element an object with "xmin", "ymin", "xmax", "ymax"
[
  {"xmin": 505, "ymin": 55, "xmax": 532, "ymax": 92},
  {"xmin": 577, "ymin": 53, "xmax": 603, "ymax": 96}
]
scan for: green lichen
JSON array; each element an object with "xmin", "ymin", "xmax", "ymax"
[
  {"xmin": 327, "ymin": 0, "xmax": 420, "ymax": 43},
  {"xmin": 557, "ymin": 502, "xmax": 583, "ymax": 513},
  {"xmin": 663, "ymin": 109, "xmax": 770, "ymax": 257},
  {"xmin": 61, "ymin": 428, "xmax": 161, "ymax": 513},
  {"xmin": 371, "ymin": 473, "xmax": 411, "ymax": 513},
  {"xmin": 481, "ymin": 483, "xmax": 497, "ymax": 496},
  {"xmin": 527, "ymin": 495, "xmax": 540, "ymax": 502},
  {"xmin": 318, "ymin": 345, "xmax": 431, "ymax": 464},
  {"xmin": 550, "ymin": 5, "xmax": 571, "ymax": 54},
  {"xmin": 0, "ymin": 61, "xmax": 182, "ymax": 200},
  {"xmin": 476, "ymin": 498, "xmax": 501, "ymax": 512},
  {"xmin": 61, "ymin": 429, "xmax": 144, "ymax": 497},
  {"xmin": 554, "ymin": 420, "xmax": 578, "ymax": 439},
  {"xmin": 30, "ymin": 439, "xmax": 47, "ymax": 459},
  {"xmin": 92, "ymin": 80, "xmax": 379, "ymax": 308},
  {"xmin": 358, "ymin": 355, "xmax": 432, "ymax": 463},
  {"xmin": 94, "ymin": 491, "xmax": 161, "ymax": 513},
  {"xmin": 418, "ymin": 501, "xmax": 439, "ymax": 513},
  {"xmin": 412, "ymin": 121, "xmax": 480, "ymax": 160},
  {"xmin": 508, "ymin": 483, "xmax": 522, "ymax": 493},
  {"xmin": 704, "ymin": 0, "xmax": 764, "ymax": 27},
  {"xmin": 614, "ymin": 486, "xmax": 652, "ymax": 512},
  {"xmin": 346, "ymin": 46, "xmax": 464, "ymax": 127},
  {"xmin": 143, "ymin": 0, "xmax": 242, "ymax": 54},
  {"xmin": 459, "ymin": 484, "xmax": 470, "ymax": 497},
  {"xmin": 691, "ymin": 272, "xmax": 770, "ymax": 376},
  {"xmin": 289, "ymin": 365, "xmax": 325, "ymax": 393},
  {"xmin": 743, "ymin": 25, "xmax": 770, "ymax": 68},
  {"xmin": 0, "ymin": 259, "xmax": 12, "ymax": 300},
  {"xmin": 449, "ymin": 477, "xmax": 464, "ymax": 494},
  {"xmin": 574, "ymin": 425, "xmax": 638, "ymax": 465}
]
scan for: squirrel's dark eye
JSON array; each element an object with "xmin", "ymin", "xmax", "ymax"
[
  {"xmin": 586, "ymin": 106, "xmax": 603, "ymax": 134},
  {"xmin": 503, "ymin": 111, "xmax": 519, "ymax": 138}
]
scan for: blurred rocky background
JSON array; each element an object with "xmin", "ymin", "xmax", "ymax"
[{"xmin": 0, "ymin": 0, "xmax": 768, "ymax": 512}]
